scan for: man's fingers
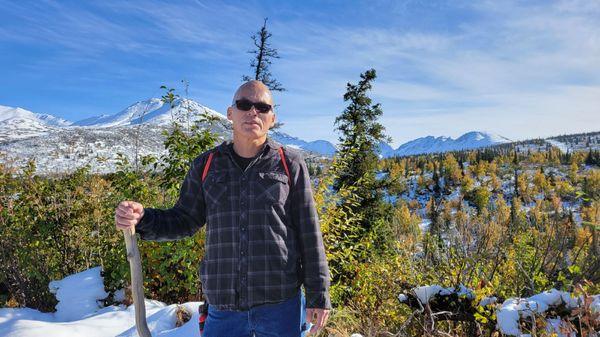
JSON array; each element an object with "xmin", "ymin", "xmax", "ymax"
[
  {"xmin": 305, "ymin": 308, "xmax": 316, "ymax": 334},
  {"xmin": 115, "ymin": 218, "xmax": 137, "ymax": 228},
  {"xmin": 115, "ymin": 212, "xmax": 138, "ymax": 227},
  {"xmin": 118, "ymin": 201, "xmax": 143, "ymax": 212},
  {"xmin": 322, "ymin": 311, "xmax": 330, "ymax": 330},
  {"xmin": 306, "ymin": 308, "xmax": 315, "ymax": 323},
  {"xmin": 116, "ymin": 208, "xmax": 138, "ymax": 220},
  {"xmin": 114, "ymin": 201, "xmax": 143, "ymax": 232},
  {"xmin": 129, "ymin": 202, "xmax": 143, "ymax": 212},
  {"xmin": 117, "ymin": 204, "xmax": 136, "ymax": 214},
  {"xmin": 310, "ymin": 311, "xmax": 323, "ymax": 334}
]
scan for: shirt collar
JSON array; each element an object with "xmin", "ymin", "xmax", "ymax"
[{"xmin": 217, "ymin": 136, "xmax": 281, "ymax": 155}]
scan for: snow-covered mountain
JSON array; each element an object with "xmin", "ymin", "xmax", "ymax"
[
  {"xmin": 377, "ymin": 142, "xmax": 395, "ymax": 158},
  {"xmin": 0, "ymin": 100, "xmax": 546, "ymax": 174},
  {"xmin": 0, "ymin": 99, "xmax": 335, "ymax": 174},
  {"xmin": 72, "ymin": 98, "xmax": 227, "ymax": 128},
  {"xmin": 382, "ymin": 131, "xmax": 511, "ymax": 157},
  {"xmin": 0, "ymin": 105, "xmax": 72, "ymax": 142},
  {"xmin": 270, "ymin": 132, "xmax": 337, "ymax": 156}
]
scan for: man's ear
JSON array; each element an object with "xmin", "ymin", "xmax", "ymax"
[
  {"xmin": 270, "ymin": 113, "xmax": 276, "ymax": 128},
  {"xmin": 227, "ymin": 106, "xmax": 233, "ymax": 121}
]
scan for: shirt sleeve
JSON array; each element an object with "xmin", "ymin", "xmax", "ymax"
[
  {"xmin": 290, "ymin": 153, "xmax": 332, "ymax": 309},
  {"xmin": 136, "ymin": 156, "xmax": 206, "ymax": 242}
]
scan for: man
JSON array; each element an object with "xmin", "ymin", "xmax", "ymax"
[{"xmin": 115, "ymin": 80, "xmax": 331, "ymax": 337}]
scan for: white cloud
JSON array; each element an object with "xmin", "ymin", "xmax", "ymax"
[
  {"xmin": 1, "ymin": 0, "xmax": 598, "ymax": 147},
  {"xmin": 273, "ymin": 1, "xmax": 600, "ymax": 146}
]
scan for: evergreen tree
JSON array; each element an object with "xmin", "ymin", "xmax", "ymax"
[
  {"xmin": 333, "ymin": 69, "xmax": 389, "ymax": 192},
  {"xmin": 242, "ymin": 18, "xmax": 284, "ymax": 92},
  {"xmin": 319, "ymin": 69, "xmax": 394, "ymax": 306},
  {"xmin": 331, "ymin": 69, "xmax": 393, "ymax": 233}
]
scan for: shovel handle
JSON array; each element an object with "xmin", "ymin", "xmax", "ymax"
[{"xmin": 123, "ymin": 226, "xmax": 152, "ymax": 337}]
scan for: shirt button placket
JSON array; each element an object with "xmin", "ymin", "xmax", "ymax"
[{"xmin": 239, "ymin": 174, "xmax": 249, "ymax": 309}]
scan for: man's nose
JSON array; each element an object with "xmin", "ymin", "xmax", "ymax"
[{"xmin": 246, "ymin": 106, "xmax": 258, "ymax": 116}]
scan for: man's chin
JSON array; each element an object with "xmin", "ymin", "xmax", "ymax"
[{"xmin": 236, "ymin": 129, "xmax": 267, "ymax": 140}]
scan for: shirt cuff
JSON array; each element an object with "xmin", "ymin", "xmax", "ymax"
[
  {"xmin": 305, "ymin": 290, "xmax": 332, "ymax": 309},
  {"xmin": 135, "ymin": 208, "xmax": 154, "ymax": 240}
]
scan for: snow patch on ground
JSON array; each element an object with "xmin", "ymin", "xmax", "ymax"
[
  {"xmin": 0, "ymin": 267, "xmax": 200, "ymax": 337},
  {"xmin": 1, "ymin": 267, "xmax": 361, "ymax": 337},
  {"xmin": 48, "ymin": 267, "xmax": 108, "ymax": 321},
  {"xmin": 545, "ymin": 139, "xmax": 570, "ymax": 153},
  {"xmin": 497, "ymin": 289, "xmax": 592, "ymax": 336}
]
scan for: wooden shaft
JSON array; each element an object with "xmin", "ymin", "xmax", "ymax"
[{"xmin": 123, "ymin": 227, "xmax": 152, "ymax": 337}]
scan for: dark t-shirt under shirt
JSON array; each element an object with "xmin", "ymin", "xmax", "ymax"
[{"xmin": 229, "ymin": 143, "xmax": 256, "ymax": 171}]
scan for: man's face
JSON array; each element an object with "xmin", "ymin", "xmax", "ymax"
[{"xmin": 227, "ymin": 84, "xmax": 276, "ymax": 140}]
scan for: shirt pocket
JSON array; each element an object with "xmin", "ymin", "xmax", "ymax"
[
  {"xmin": 257, "ymin": 171, "xmax": 290, "ymax": 205},
  {"xmin": 203, "ymin": 174, "xmax": 228, "ymax": 211}
]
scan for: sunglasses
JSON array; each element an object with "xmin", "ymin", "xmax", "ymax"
[{"xmin": 235, "ymin": 99, "xmax": 272, "ymax": 113}]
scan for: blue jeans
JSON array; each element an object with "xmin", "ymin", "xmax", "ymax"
[{"xmin": 202, "ymin": 288, "xmax": 309, "ymax": 337}]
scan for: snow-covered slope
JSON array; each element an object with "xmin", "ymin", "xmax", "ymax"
[
  {"xmin": 0, "ymin": 267, "xmax": 204, "ymax": 337},
  {"xmin": 384, "ymin": 131, "xmax": 511, "ymax": 157},
  {"xmin": 377, "ymin": 142, "xmax": 395, "ymax": 158},
  {"xmin": 270, "ymin": 132, "xmax": 336, "ymax": 156},
  {"xmin": 0, "ymin": 105, "xmax": 72, "ymax": 142},
  {"xmin": 303, "ymin": 140, "xmax": 337, "ymax": 156},
  {"xmin": 0, "ymin": 99, "xmax": 337, "ymax": 174},
  {"xmin": 0, "ymin": 267, "xmax": 330, "ymax": 337},
  {"xmin": 72, "ymin": 98, "xmax": 227, "ymax": 128}
]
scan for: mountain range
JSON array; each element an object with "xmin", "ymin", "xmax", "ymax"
[{"xmin": 0, "ymin": 99, "xmax": 516, "ymax": 174}]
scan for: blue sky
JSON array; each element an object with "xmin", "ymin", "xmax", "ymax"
[{"xmin": 1, "ymin": 0, "xmax": 599, "ymax": 146}]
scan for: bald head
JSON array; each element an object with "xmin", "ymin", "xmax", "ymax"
[
  {"xmin": 227, "ymin": 80, "xmax": 277, "ymax": 143},
  {"xmin": 232, "ymin": 80, "xmax": 274, "ymax": 106}
]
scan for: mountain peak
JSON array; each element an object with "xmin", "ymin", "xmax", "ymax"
[
  {"xmin": 385, "ymin": 131, "xmax": 511, "ymax": 157},
  {"xmin": 0, "ymin": 105, "xmax": 72, "ymax": 142},
  {"xmin": 72, "ymin": 98, "xmax": 228, "ymax": 128}
]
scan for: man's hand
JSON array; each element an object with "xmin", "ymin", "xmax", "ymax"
[
  {"xmin": 115, "ymin": 201, "xmax": 145, "ymax": 232},
  {"xmin": 305, "ymin": 308, "xmax": 330, "ymax": 335}
]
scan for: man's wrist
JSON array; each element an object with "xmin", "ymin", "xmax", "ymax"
[{"xmin": 305, "ymin": 290, "xmax": 332, "ymax": 310}]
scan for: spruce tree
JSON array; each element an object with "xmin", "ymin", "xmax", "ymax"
[
  {"xmin": 332, "ymin": 68, "xmax": 390, "ymax": 230},
  {"xmin": 242, "ymin": 18, "xmax": 284, "ymax": 92}
]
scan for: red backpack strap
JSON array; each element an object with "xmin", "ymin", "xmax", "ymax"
[
  {"xmin": 277, "ymin": 147, "xmax": 292, "ymax": 187},
  {"xmin": 201, "ymin": 152, "xmax": 215, "ymax": 182}
]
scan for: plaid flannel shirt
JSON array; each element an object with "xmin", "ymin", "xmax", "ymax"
[{"xmin": 136, "ymin": 138, "xmax": 332, "ymax": 311}]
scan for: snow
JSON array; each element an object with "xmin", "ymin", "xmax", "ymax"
[
  {"xmin": 302, "ymin": 140, "xmax": 337, "ymax": 156},
  {"xmin": 0, "ymin": 267, "xmax": 348, "ymax": 337},
  {"xmin": 0, "ymin": 99, "xmax": 338, "ymax": 174},
  {"xmin": 412, "ymin": 285, "xmax": 474, "ymax": 305},
  {"xmin": 545, "ymin": 318, "xmax": 576, "ymax": 337},
  {"xmin": 48, "ymin": 267, "xmax": 108, "ymax": 321},
  {"xmin": 545, "ymin": 139, "xmax": 570, "ymax": 153},
  {"xmin": 384, "ymin": 131, "xmax": 511, "ymax": 157},
  {"xmin": 419, "ymin": 219, "xmax": 431, "ymax": 232},
  {"xmin": 0, "ymin": 105, "xmax": 71, "ymax": 127},
  {"xmin": 0, "ymin": 299, "xmax": 192, "ymax": 337},
  {"xmin": 497, "ymin": 299, "xmax": 526, "ymax": 335},
  {"xmin": 0, "ymin": 267, "xmax": 201, "ymax": 337},
  {"xmin": 496, "ymin": 289, "xmax": 587, "ymax": 336},
  {"xmin": 270, "ymin": 132, "xmax": 336, "ymax": 157},
  {"xmin": 0, "ymin": 105, "xmax": 70, "ymax": 142},
  {"xmin": 72, "ymin": 98, "xmax": 227, "ymax": 129},
  {"xmin": 479, "ymin": 296, "xmax": 497, "ymax": 307},
  {"xmin": 398, "ymin": 285, "xmax": 598, "ymax": 337},
  {"xmin": 592, "ymin": 295, "xmax": 600, "ymax": 313}
]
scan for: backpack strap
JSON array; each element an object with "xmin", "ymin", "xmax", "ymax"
[
  {"xmin": 201, "ymin": 152, "xmax": 215, "ymax": 183},
  {"xmin": 278, "ymin": 147, "xmax": 292, "ymax": 188},
  {"xmin": 199, "ymin": 151, "xmax": 214, "ymax": 336}
]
